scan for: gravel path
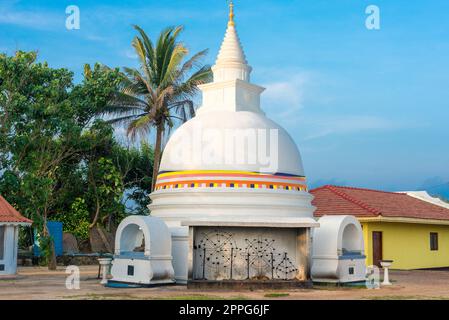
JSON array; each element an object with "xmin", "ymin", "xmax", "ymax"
[{"xmin": 1, "ymin": 266, "xmax": 448, "ymax": 300}]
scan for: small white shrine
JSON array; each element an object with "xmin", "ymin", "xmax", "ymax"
[
  {"xmin": 110, "ymin": 215, "xmax": 174, "ymax": 285},
  {"xmin": 311, "ymin": 215, "xmax": 366, "ymax": 283},
  {"xmin": 110, "ymin": 2, "xmax": 366, "ymax": 288}
]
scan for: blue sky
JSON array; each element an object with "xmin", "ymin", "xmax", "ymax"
[{"xmin": 1, "ymin": 0, "xmax": 448, "ymax": 196}]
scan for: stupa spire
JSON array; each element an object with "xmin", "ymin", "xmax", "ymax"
[
  {"xmin": 197, "ymin": 1, "xmax": 264, "ymax": 115},
  {"xmin": 228, "ymin": 0, "xmax": 235, "ymax": 26},
  {"xmin": 213, "ymin": 1, "xmax": 252, "ymax": 82}
]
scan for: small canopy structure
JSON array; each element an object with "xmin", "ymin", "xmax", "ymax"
[
  {"xmin": 313, "ymin": 215, "xmax": 364, "ymax": 257},
  {"xmin": 0, "ymin": 195, "xmax": 32, "ymax": 275},
  {"xmin": 114, "ymin": 215, "xmax": 172, "ymax": 258},
  {"xmin": 110, "ymin": 215, "xmax": 174, "ymax": 285},
  {"xmin": 312, "ymin": 215, "xmax": 366, "ymax": 283}
]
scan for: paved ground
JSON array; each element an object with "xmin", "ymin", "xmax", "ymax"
[{"xmin": 1, "ymin": 266, "xmax": 449, "ymax": 300}]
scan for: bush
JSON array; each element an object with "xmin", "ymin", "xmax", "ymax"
[{"xmin": 54, "ymin": 198, "xmax": 90, "ymax": 240}]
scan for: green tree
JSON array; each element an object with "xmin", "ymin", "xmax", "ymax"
[
  {"xmin": 112, "ymin": 141, "xmax": 154, "ymax": 215},
  {"xmin": 1, "ymin": 51, "xmax": 156, "ymax": 261},
  {"xmin": 54, "ymin": 198, "xmax": 90, "ymax": 240},
  {"xmin": 0, "ymin": 51, "xmax": 81, "ymax": 269},
  {"xmin": 87, "ymin": 157, "xmax": 124, "ymax": 229},
  {"xmin": 104, "ymin": 25, "xmax": 212, "ymax": 190},
  {"xmin": 0, "ymin": 52, "xmax": 126, "ymax": 266}
]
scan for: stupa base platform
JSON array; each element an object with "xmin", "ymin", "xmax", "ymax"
[
  {"xmin": 187, "ymin": 279, "xmax": 313, "ymax": 290},
  {"xmin": 182, "ymin": 220, "xmax": 317, "ymax": 286}
]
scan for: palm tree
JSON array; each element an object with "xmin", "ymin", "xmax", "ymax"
[{"xmin": 104, "ymin": 25, "xmax": 212, "ymax": 190}]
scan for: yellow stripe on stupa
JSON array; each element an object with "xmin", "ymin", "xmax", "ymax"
[
  {"xmin": 157, "ymin": 170, "xmax": 306, "ymax": 180},
  {"xmin": 157, "ymin": 170, "xmax": 265, "ymax": 178}
]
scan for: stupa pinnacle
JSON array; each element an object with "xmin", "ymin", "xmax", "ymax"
[
  {"xmin": 228, "ymin": 0, "xmax": 235, "ymax": 26},
  {"xmin": 212, "ymin": 1, "xmax": 252, "ymax": 83}
]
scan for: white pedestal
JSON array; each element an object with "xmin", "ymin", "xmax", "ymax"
[
  {"xmin": 98, "ymin": 258, "xmax": 112, "ymax": 285},
  {"xmin": 380, "ymin": 260, "xmax": 393, "ymax": 286}
]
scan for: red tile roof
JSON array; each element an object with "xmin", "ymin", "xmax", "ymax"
[
  {"xmin": 0, "ymin": 195, "xmax": 32, "ymax": 224},
  {"xmin": 310, "ymin": 185, "xmax": 449, "ymax": 221}
]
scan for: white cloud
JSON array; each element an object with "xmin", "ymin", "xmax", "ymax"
[
  {"xmin": 263, "ymin": 74, "xmax": 306, "ymax": 107},
  {"xmin": 257, "ymin": 69, "xmax": 424, "ymax": 142},
  {"xmin": 85, "ymin": 34, "xmax": 109, "ymax": 42},
  {"xmin": 81, "ymin": 5, "xmax": 222, "ymax": 27},
  {"xmin": 261, "ymin": 72, "xmax": 310, "ymax": 123},
  {"xmin": 302, "ymin": 115, "xmax": 405, "ymax": 141},
  {"xmin": 0, "ymin": 7, "xmax": 61, "ymax": 30},
  {"xmin": 124, "ymin": 49, "xmax": 138, "ymax": 60}
]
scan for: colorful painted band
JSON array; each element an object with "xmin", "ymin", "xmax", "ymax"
[
  {"xmin": 155, "ymin": 170, "xmax": 307, "ymax": 192},
  {"xmin": 157, "ymin": 170, "xmax": 306, "ymax": 181}
]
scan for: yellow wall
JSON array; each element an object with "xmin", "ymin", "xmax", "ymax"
[{"xmin": 361, "ymin": 222, "xmax": 449, "ymax": 270}]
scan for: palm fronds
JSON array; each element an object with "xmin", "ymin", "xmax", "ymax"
[{"xmin": 103, "ymin": 24, "xmax": 213, "ymax": 190}]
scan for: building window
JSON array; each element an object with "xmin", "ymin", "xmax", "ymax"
[{"xmin": 430, "ymin": 232, "xmax": 438, "ymax": 251}]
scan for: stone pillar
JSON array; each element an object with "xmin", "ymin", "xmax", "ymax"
[
  {"xmin": 296, "ymin": 228, "xmax": 310, "ymax": 281},
  {"xmin": 2, "ymin": 225, "xmax": 18, "ymax": 275},
  {"xmin": 98, "ymin": 258, "xmax": 113, "ymax": 285}
]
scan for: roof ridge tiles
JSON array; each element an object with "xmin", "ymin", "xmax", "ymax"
[
  {"xmin": 324, "ymin": 185, "xmax": 383, "ymax": 215},
  {"xmin": 332, "ymin": 184, "xmax": 401, "ymax": 195}
]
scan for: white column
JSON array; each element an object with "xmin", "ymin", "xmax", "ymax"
[
  {"xmin": 3, "ymin": 225, "xmax": 18, "ymax": 275},
  {"xmin": 171, "ymin": 226, "xmax": 189, "ymax": 284},
  {"xmin": 98, "ymin": 258, "xmax": 113, "ymax": 285},
  {"xmin": 0, "ymin": 226, "xmax": 4, "ymax": 273},
  {"xmin": 382, "ymin": 266, "xmax": 392, "ymax": 285},
  {"xmin": 13, "ymin": 226, "xmax": 18, "ymax": 273}
]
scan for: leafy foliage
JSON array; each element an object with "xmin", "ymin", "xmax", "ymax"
[
  {"xmin": 112, "ymin": 141, "xmax": 153, "ymax": 215},
  {"xmin": 0, "ymin": 51, "xmax": 154, "ymax": 262},
  {"xmin": 54, "ymin": 198, "xmax": 90, "ymax": 240}
]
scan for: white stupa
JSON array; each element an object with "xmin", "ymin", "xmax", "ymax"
[{"xmin": 149, "ymin": 3, "xmax": 317, "ymax": 284}]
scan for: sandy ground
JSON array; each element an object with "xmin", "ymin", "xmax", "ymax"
[{"xmin": 1, "ymin": 266, "xmax": 449, "ymax": 300}]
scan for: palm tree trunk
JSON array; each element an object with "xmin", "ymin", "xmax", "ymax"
[
  {"xmin": 43, "ymin": 210, "xmax": 57, "ymax": 270},
  {"xmin": 48, "ymin": 240, "xmax": 57, "ymax": 270},
  {"xmin": 151, "ymin": 123, "xmax": 164, "ymax": 191},
  {"xmin": 89, "ymin": 197, "xmax": 101, "ymax": 229}
]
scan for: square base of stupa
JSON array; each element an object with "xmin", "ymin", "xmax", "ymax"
[
  {"xmin": 187, "ymin": 279, "xmax": 313, "ymax": 290},
  {"xmin": 181, "ymin": 219, "xmax": 318, "ymax": 287}
]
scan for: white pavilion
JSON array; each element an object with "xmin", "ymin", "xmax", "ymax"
[{"xmin": 0, "ymin": 195, "xmax": 32, "ymax": 276}]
